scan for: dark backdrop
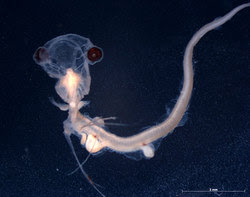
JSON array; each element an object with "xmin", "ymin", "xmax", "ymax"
[{"xmin": 0, "ymin": 0, "xmax": 249, "ymax": 196}]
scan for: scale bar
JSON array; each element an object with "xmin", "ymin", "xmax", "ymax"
[{"xmin": 182, "ymin": 190, "xmax": 246, "ymax": 193}]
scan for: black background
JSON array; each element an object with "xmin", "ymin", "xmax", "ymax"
[{"xmin": 0, "ymin": 0, "xmax": 249, "ymax": 196}]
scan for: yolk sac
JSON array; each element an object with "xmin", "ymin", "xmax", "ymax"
[{"xmin": 87, "ymin": 47, "xmax": 103, "ymax": 62}]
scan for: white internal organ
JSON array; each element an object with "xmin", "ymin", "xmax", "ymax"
[
  {"xmin": 140, "ymin": 144, "xmax": 154, "ymax": 158},
  {"xmin": 60, "ymin": 68, "xmax": 81, "ymax": 103},
  {"xmin": 83, "ymin": 134, "xmax": 104, "ymax": 153}
]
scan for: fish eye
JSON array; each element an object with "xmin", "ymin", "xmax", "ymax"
[
  {"xmin": 87, "ymin": 47, "xmax": 103, "ymax": 62},
  {"xmin": 33, "ymin": 47, "xmax": 50, "ymax": 64}
]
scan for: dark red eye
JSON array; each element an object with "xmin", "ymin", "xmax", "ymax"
[
  {"xmin": 33, "ymin": 47, "xmax": 50, "ymax": 63},
  {"xmin": 87, "ymin": 47, "xmax": 103, "ymax": 62}
]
